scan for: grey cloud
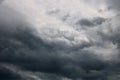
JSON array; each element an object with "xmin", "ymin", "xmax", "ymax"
[
  {"xmin": 76, "ymin": 17, "xmax": 106, "ymax": 28},
  {"xmin": 0, "ymin": 0, "xmax": 4, "ymax": 4},
  {"xmin": 98, "ymin": 15, "xmax": 120, "ymax": 49},
  {"xmin": 0, "ymin": 63, "xmax": 74, "ymax": 80},
  {"xmin": 0, "ymin": 26, "xmax": 108, "ymax": 79},
  {"xmin": 0, "ymin": 63, "xmax": 22, "ymax": 80},
  {"xmin": 1, "ymin": 1, "xmax": 120, "ymax": 80},
  {"xmin": 107, "ymin": 0, "xmax": 120, "ymax": 11},
  {"xmin": 76, "ymin": 18, "xmax": 94, "ymax": 27},
  {"xmin": 0, "ymin": 18, "xmax": 109, "ymax": 80}
]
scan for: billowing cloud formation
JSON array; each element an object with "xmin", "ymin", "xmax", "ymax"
[{"xmin": 0, "ymin": 0, "xmax": 120, "ymax": 80}]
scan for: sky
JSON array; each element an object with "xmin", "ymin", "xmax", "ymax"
[{"xmin": 0, "ymin": 0, "xmax": 120, "ymax": 80}]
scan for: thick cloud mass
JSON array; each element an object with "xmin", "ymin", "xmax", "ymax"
[{"xmin": 0, "ymin": 0, "xmax": 120, "ymax": 80}]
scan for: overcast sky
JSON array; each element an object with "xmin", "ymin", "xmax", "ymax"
[{"xmin": 0, "ymin": 0, "xmax": 120, "ymax": 80}]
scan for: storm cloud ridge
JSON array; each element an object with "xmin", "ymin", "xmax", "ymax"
[{"xmin": 0, "ymin": 0, "xmax": 120, "ymax": 80}]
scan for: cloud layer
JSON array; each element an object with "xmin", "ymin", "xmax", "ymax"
[{"xmin": 0, "ymin": 0, "xmax": 120, "ymax": 80}]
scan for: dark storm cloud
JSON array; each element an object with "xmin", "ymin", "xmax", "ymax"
[
  {"xmin": 0, "ymin": 24, "xmax": 108, "ymax": 79},
  {"xmin": 0, "ymin": 12, "xmax": 109, "ymax": 80},
  {"xmin": 0, "ymin": 63, "xmax": 21, "ymax": 80},
  {"xmin": 0, "ymin": 1, "xmax": 120, "ymax": 80}
]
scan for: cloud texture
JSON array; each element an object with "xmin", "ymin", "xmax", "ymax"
[{"xmin": 0, "ymin": 0, "xmax": 120, "ymax": 80}]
